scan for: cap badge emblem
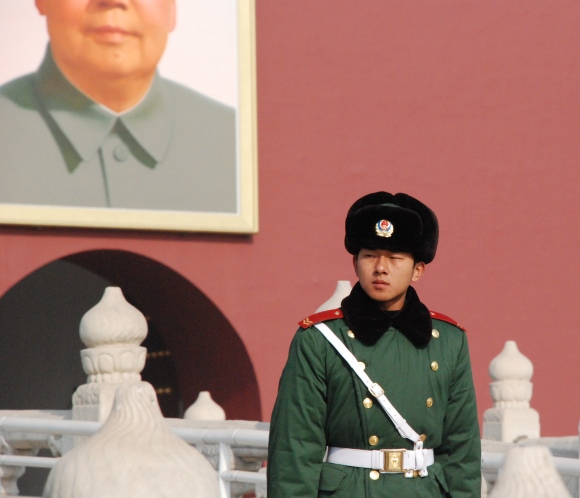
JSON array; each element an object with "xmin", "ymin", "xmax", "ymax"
[{"xmin": 375, "ymin": 219, "xmax": 394, "ymax": 238}]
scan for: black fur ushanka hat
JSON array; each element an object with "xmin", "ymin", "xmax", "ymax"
[{"xmin": 344, "ymin": 192, "xmax": 439, "ymax": 264}]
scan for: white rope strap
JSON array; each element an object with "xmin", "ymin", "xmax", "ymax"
[{"xmin": 314, "ymin": 323, "xmax": 422, "ymax": 445}]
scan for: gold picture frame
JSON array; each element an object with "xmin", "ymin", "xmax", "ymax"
[{"xmin": 0, "ymin": 0, "xmax": 258, "ymax": 234}]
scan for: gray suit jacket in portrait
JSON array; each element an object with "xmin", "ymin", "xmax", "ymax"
[{"xmin": 0, "ymin": 46, "xmax": 237, "ymax": 213}]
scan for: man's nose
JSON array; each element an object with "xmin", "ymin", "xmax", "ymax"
[{"xmin": 375, "ymin": 257, "xmax": 388, "ymax": 273}]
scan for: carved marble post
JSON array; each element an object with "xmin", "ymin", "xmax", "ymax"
[
  {"xmin": 72, "ymin": 287, "xmax": 148, "ymax": 422},
  {"xmin": 316, "ymin": 280, "xmax": 352, "ymax": 312},
  {"xmin": 184, "ymin": 392, "xmax": 226, "ymax": 421},
  {"xmin": 483, "ymin": 341, "xmax": 540, "ymax": 442},
  {"xmin": 43, "ymin": 383, "xmax": 219, "ymax": 498},
  {"xmin": 489, "ymin": 445, "xmax": 572, "ymax": 498},
  {"xmin": 183, "ymin": 394, "xmax": 258, "ymax": 498},
  {"xmin": 0, "ymin": 442, "xmax": 30, "ymax": 496}
]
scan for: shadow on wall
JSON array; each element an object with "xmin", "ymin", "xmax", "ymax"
[{"xmin": 0, "ymin": 248, "xmax": 261, "ymax": 417}]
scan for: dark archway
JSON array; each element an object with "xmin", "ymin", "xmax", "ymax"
[
  {"xmin": 0, "ymin": 250, "xmax": 262, "ymax": 496},
  {"xmin": 0, "ymin": 250, "xmax": 261, "ymax": 420}
]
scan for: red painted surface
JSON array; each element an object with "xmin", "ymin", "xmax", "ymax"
[{"xmin": 1, "ymin": 1, "xmax": 579, "ymax": 435}]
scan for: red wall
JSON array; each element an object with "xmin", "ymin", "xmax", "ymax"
[{"xmin": 1, "ymin": 1, "xmax": 579, "ymax": 436}]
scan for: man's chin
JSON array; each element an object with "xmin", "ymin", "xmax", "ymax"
[
  {"xmin": 371, "ymin": 293, "xmax": 405, "ymax": 311},
  {"xmin": 80, "ymin": 47, "xmax": 159, "ymax": 74}
]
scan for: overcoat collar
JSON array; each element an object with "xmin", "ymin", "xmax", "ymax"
[{"xmin": 341, "ymin": 283, "xmax": 432, "ymax": 348}]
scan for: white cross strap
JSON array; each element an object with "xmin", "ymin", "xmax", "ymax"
[{"xmin": 314, "ymin": 322, "xmax": 431, "ymax": 477}]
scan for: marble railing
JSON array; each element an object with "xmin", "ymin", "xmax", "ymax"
[
  {"xmin": 0, "ymin": 284, "xmax": 579, "ymax": 497},
  {"xmin": 0, "ymin": 409, "xmax": 268, "ymax": 498}
]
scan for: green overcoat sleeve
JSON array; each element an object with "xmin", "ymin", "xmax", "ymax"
[
  {"xmin": 267, "ymin": 327, "xmax": 328, "ymax": 497},
  {"xmin": 436, "ymin": 330, "xmax": 481, "ymax": 497}
]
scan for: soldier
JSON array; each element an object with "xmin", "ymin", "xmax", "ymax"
[{"xmin": 268, "ymin": 192, "xmax": 481, "ymax": 497}]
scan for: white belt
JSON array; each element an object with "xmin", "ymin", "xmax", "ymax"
[{"xmin": 327, "ymin": 447, "xmax": 434, "ymax": 477}]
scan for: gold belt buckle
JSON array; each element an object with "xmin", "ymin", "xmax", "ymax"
[{"xmin": 382, "ymin": 449, "xmax": 405, "ymax": 473}]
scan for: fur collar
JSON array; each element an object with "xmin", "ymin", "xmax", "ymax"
[{"xmin": 340, "ymin": 283, "xmax": 432, "ymax": 348}]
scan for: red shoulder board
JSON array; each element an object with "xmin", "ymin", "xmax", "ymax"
[
  {"xmin": 429, "ymin": 311, "xmax": 467, "ymax": 332},
  {"xmin": 299, "ymin": 308, "xmax": 344, "ymax": 329}
]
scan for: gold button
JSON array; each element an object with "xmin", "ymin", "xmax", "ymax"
[
  {"xmin": 431, "ymin": 361, "xmax": 439, "ymax": 371},
  {"xmin": 426, "ymin": 398, "xmax": 434, "ymax": 408},
  {"xmin": 370, "ymin": 470, "xmax": 380, "ymax": 480},
  {"xmin": 368, "ymin": 435, "xmax": 379, "ymax": 446},
  {"xmin": 347, "ymin": 330, "xmax": 355, "ymax": 338},
  {"xmin": 432, "ymin": 329, "xmax": 440, "ymax": 338},
  {"xmin": 419, "ymin": 434, "xmax": 427, "ymax": 442},
  {"xmin": 363, "ymin": 397, "xmax": 373, "ymax": 409},
  {"xmin": 358, "ymin": 361, "xmax": 366, "ymax": 370}
]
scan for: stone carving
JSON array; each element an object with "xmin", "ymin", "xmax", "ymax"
[
  {"xmin": 43, "ymin": 382, "xmax": 219, "ymax": 498},
  {"xmin": 483, "ymin": 341, "xmax": 540, "ymax": 442},
  {"xmin": 489, "ymin": 445, "xmax": 572, "ymax": 498},
  {"xmin": 254, "ymin": 468, "xmax": 268, "ymax": 498},
  {"xmin": 316, "ymin": 280, "xmax": 352, "ymax": 312},
  {"xmin": 184, "ymin": 391, "xmax": 226, "ymax": 421},
  {"xmin": 0, "ymin": 436, "xmax": 28, "ymax": 496},
  {"xmin": 489, "ymin": 340, "xmax": 534, "ymax": 409},
  {"xmin": 183, "ymin": 393, "xmax": 265, "ymax": 497},
  {"xmin": 73, "ymin": 287, "xmax": 148, "ymax": 422}
]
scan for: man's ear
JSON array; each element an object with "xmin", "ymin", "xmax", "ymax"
[
  {"xmin": 412, "ymin": 262, "xmax": 425, "ymax": 283},
  {"xmin": 352, "ymin": 254, "xmax": 358, "ymax": 273},
  {"xmin": 35, "ymin": 0, "xmax": 47, "ymax": 16}
]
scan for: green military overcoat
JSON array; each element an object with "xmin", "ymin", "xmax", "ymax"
[{"xmin": 268, "ymin": 310, "xmax": 481, "ymax": 497}]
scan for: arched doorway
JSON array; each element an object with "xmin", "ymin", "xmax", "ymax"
[{"xmin": 0, "ymin": 249, "xmax": 261, "ymax": 420}]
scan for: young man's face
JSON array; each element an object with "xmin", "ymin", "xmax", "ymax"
[
  {"xmin": 353, "ymin": 248, "xmax": 425, "ymax": 311},
  {"xmin": 35, "ymin": 0, "xmax": 176, "ymax": 80}
]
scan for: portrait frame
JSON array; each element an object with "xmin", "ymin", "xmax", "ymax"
[{"xmin": 0, "ymin": 0, "xmax": 258, "ymax": 234}]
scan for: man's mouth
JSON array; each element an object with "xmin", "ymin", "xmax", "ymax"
[{"xmin": 89, "ymin": 25, "xmax": 136, "ymax": 42}]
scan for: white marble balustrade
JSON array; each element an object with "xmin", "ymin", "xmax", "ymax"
[{"xmin": 0, "ymin": 283, "xmax": 579, "ymax": 497}]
